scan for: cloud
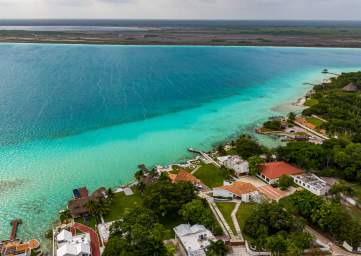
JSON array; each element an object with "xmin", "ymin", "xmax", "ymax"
[{"xmin": 0, "ymin": 0, "xmax": 361, "ymax": 20}]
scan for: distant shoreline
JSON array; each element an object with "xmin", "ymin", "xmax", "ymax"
[
  {"xmin": 2, "ymin": 38, "xmax": 361, "ymax": 48},
  {"xmin": 2, "ymin": 22, "xmax": 361, "ymax": 48}
]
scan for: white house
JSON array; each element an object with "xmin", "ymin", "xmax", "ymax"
[
  {"xmin": 174, "ymin": 224, "xmax": 216, "ymax": 256},
  {"xmin": 217, "ymin": 155, "xmax": 249, "ymax": 175},
  {"xmin": 56, "ymin": 229, "xmax": 91, "ymax": 256},
  {"xmin": 213, "ymin": 181, "xmax": 261, "ymax": 203},
  {"xmin": 293, "ymin": 173, "xmax": 330, "ymax": 196}
]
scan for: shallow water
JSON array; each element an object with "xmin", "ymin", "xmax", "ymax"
[{"xmin": 0, "ymin": 44, "xmax": 360, "ymax": 243}]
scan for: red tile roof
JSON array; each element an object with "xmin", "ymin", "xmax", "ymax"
[
  {"xmin": 168, "ymin": 170, "xmax": 202, "ymax": 186},
  {"xmin": 217, "ymin": 181, "xmax": 257, "ymax": 197},
  {"xmin": 260, "ymin": 161, "xmax": 304, "ymax": 180}
]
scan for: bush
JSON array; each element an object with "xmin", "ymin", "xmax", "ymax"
[
  {"xmin": 277, "ymin": 175, "xmax": 294, "ymax": 190},
  {"xmin": 263, "ymin": 120, "xmax": 282, "ymax": 130}
]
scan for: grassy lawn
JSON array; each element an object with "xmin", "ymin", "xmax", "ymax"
[
  {"xmin": 216, "ymin": 202, "xmax": 237, "ymax": 234},
  {"xmin": 345, "ymin": 205, "xmax": 361, "ymax": 223},
  {"xmin": 304, "ymin": 98, "xmax": 319, "ymax": 107},
  {"xmin": 75, "ymin": 216, "xmax": 98, "ymax": 229},
  {"xmin": 236, "ymin": 203, "xmax": 257, "ymax": 231},
  {"xmin": 305, "ymin": 116, "xmax": 324, "ymax": 128},
  {"xmin": 104, "ymin": 192, "xmax": 143, "ymax": 222},
  {"xmin": 194, "ymin": 164, "xmax": 228, "ymax": 188}
]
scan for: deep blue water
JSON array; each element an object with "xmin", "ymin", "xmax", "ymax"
[{"xmin": 0, "ymin": 45, "xmax": 360, "ymax": 146}]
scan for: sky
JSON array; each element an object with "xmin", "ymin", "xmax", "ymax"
[{"xmin": 0, "ymin": 0, "xmax": 360, "ymax": 20}]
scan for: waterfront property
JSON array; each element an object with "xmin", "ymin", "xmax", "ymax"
[
  {"xmin": 257, "ymin": 161, "xmax": 304, "ymax": 184},
  {"xmin": 56, "ymin": 229, "xmax": 91, "ymax": 256},
  {"xmin": 213, "ymin": 181, "xmax": 261, "ymax": 203},
  {"xmin": 193, "ymin": 164, "xmax": 228, "ymax": 188},
  {"xmin": 168, "ymin": 170, "xmax": 204, "ymax": 189},
  {"xmin": 293, "ymin": 173, "xmax": 330, "ymax": 196},
  {"xmin": 174, "ymin": 224, "xmax": 216, "ymax": 256},
  {"xmin": 67, "ymin": 187, "xmax": 107, "ymax": 218},
  {"xmin": 217, "ymin": 155, "xmax": 249, "ymax": 176},
  {"xmin": 0, "ymin": 239, "xmax": 40, "ymax": 256}
]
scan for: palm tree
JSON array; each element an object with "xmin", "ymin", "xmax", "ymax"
[
  {"xmin": 85, "ymin": 200, "xmax": 98, "ymax": 216},
  {"xmin": 59, "ymin": 209, "xmax": 71, "ymax": 222},
  {"xmin": 107, "ymin": 188, "xmax": 114, "ymax": 200},
  {"xmin": 134, "ymin": 170, "xmax": 144, "ymax": 181},
  {"xmin": 96, "ymin": 199, "xmax": 110, "ymax": 217},
  {"xmin": 137, "ymin": 181, "xmax": 146, "ymax": 194}
]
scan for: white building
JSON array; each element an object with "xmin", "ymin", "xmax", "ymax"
[
  {"xmin": 213, "ymin": 181, "xmax": 261, "ymax": 203},
  {"xmin": 56, "ymin": 229, "xmax": 91, "ymax": 256},
  {"xmin": 293, "ymin": 173, "xmax": 330, "ymax": 196},
  {"xmin": 217, "ymin": 155, "xmax": 249, "ymax": 175},
  {"xmin": 174, "ymin": 224, "xmax": 216, "ymax": 256}
]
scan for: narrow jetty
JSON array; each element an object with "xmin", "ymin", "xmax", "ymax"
[
  {"xmin": 188, "ymin": 148, "xmax": 221, "ymax": 167},
  {"xmin": 10, "ymin": 219, "xmax": 22, "ymax": 241}
]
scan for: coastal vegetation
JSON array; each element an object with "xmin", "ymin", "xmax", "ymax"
[
  {"xmin": 233, "ymin": 135, "xmax": 267, "ymax": 159},
  {"xmin": 280, "ymin": 190, "xmax": 361, "ymax": 247},
  {"xmin": 262, "ymin": 120, "xmax": 283, "ymax": 131},
  {"xmin": 243, "ymin": 202, "xmax": 313, "ymax": 255},
  {"xmin": 277, "ymin": 139, "xmax": 361, "ymax": 183},
  {"xmin": 303, "ymin": 71, "xmax": 361, "ymax": 141}
]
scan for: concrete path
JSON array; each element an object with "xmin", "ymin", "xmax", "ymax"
[
  {"xmin": 305, "ymin": 225, "xmax": 356, "ymax": 256},
  {"xmin": 228, "ymin": 246, "xmax": 249, "ymax": 256},
  {"xmin": 294, "ymin": 121, "xmax": 329, "ymax": 140},
  {"xmin": 188, "ymin": 148, "xmax": 221, "ymax": 167},
  {"xmin": 191, "ymin": 165, "xmax": 200, "ymax": 175},
  {"xmin": 207, "ymin": 197, "xmax": 235, "ymax": 239},
  {"xmin": 231, "ymin": 202, "xmax": 244, "ymax": 241}
]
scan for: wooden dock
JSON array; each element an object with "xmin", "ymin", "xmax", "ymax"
[{"xmin": 10, "ymin": 219, "xmax": 22, "ymax": 241}]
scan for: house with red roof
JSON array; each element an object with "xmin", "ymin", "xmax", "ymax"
[
  {"xmin": 258, "ymin": 161, "xmax": 304, "ymax": 184},
  {"xmin": 168, "ymin": 170, "xmax": 204, "ymax": 189},
  {"xmin": 213, "ymin": 181, "xmax": 261, "ymax": 202}
]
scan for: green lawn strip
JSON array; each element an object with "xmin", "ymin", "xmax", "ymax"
[
  {"xmin": 75, "ymin": 216, "xmax": 98, "ymax": 229},
  {"xmin": 194, "ymin": 164, "xmax": 227, "ymax": 188},
  {"xmin": 236, "ymin": 203, "xmax": 257, "ymax": 231},
  {"xmin": 104, "ymin": 192, "xmax": 143, "ymax": 222},
  {"xmin": 304, "ymin": 98, "xmax": 319, "ymax": 107},
  {"xmin": 305, "ymin": 116, "xmax": 324, "ymax": 128},
  {"xmin": 216, "ymin": 202, "xmax": 237, "ymax": 234}
]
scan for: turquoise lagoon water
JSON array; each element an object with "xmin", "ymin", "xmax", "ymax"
[{"xmin": 0, "ymin": 44, "xmax": 361, "ymax": 243}]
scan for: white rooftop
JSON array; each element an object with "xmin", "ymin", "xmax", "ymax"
[
  {"xmin": 56, "ymin": 229, "xmax": 72, "ymax": 243},
  {"xmin": 56, "ymin": 229, "xmax": 91, "ymax": 256},
  {"xmin": 174, "ymin": 224, "xmax": 215, "ymax": 256},
  {"xmin": 294, "ymin": 173, "xmax": 327, "ymax": 190}
]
